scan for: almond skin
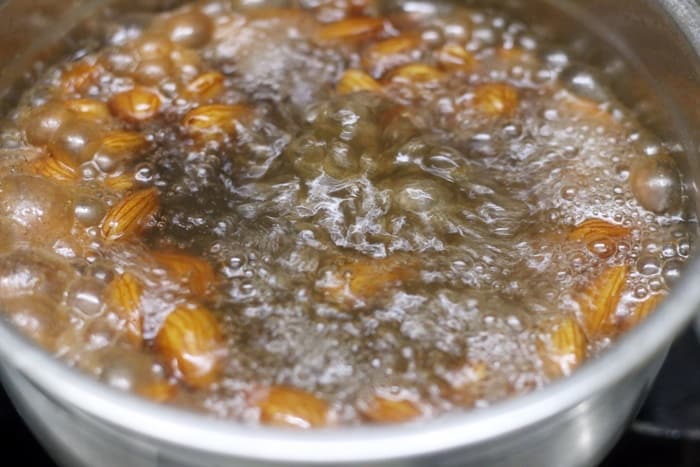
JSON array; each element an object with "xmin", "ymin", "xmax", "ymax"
[
  {"xmin": 109, "ymin": 88, "xmax": 161, "ymax": 122},
  {"xmin": 316, "ymin": 17, "xmax": 385, "ymax": 42},
  {"xmin": 359, "ymin": 395, "xmax": 422, "ymax": 424},
  {"xmin": 100, "ymin": 187, "xmax": 160, "ymax": 241},
  {"xmin": 155, "ymin": 304, "xmax": 227, "ymax": 389},
  {"xmin": 152, "ymin": 250, "xmax": 216, "ymax": 296},
  {"xmin": 29, "ymin": 156, "xmax": 77, "ymax": 182},
  {"xmin": 185, "ymin": 71, "xmax": 225, "ymax": 101},
  {"xmin": 182, "ymin": 104, "xmax": 250, "ymax": 142},
  {"xmin": 437, "ymin": 44, "xmax": 476, "ymax": 72},
  {"xmin": 255, "ymin": 386, "xmax": 329, "ymax": 429},
  {"xmin": 622, "ymin": 293, "xmax": 665, "ymax": 331},
  {"xmin": 539, "ymin": 316, "xmax": 588, "ymax": 378},
  {"xmin": 317, "ymin": 255, "xmax": 418, "ymax": 309},
  {"xmin": 578, "ymin": 264, "xmax": 629, "ymax": 337},
  {"xmin": 473, "ymin": 82, "xmax": 519, "ymax": 117},
  {"xmin": 386, "ymin": 63, "xmax": 445, "ymax": 84},
  {"xmin": 65, "ymin": 98, "xmax": 112, "ymax": 122},
  {"xmin": 105, "ymin": 272, "xmax": 143, "ymax": 345},
  {"xmin": 568, "ymin": 219, "xmax": 630, "ymax": 259},
  {"xmin": 337, "ymin": 70, "xmax": 383, "ymax": 95}
]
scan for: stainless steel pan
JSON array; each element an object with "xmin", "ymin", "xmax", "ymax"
[{"xmin": 0, "ymin": 1, "xmax": 699, "ymax": 466}]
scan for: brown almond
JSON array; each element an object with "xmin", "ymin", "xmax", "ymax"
[
  {"xmin": 29, "ymin": 156, "xmax": 77, "ymax": 182},
  {"xmin": 438, "ymin": 44, "xmax": 476, "ymax": 72},
  {"xmin": 578, "ymin": 264, "xmax": 629, "ymax": 337},
  {"xmin": 386, "ymin": 63, "xmax": 445, "ymax": 84},
  {"xmin": 473, "ymin": 82, "xmax": 519, "ymax": 117},
  {"xmin": 62, "ymin": 61, "xmax": 103, "ymax": 93},
  {"xmin": 359, "ymin": 395, "xmax": 422, "ymax": 424},
  {"xmin": 182, "ymin": 104, "xmax": 250, "ymax": 142},
  {"xmin": 104, "ymin": 173, "xmax": 136, "ymax": 192},
  {"xmin": 255, "ymin": 386, "xmax": 329, "ymax": 429},
  {"xmin": 138, "ymin": 380, "xmax": 178, "ymax": 402},
  {"xmin": 105, "ymin": 272, "xmax": 143, "ymax": 345},
  {"xmin": 540, "ymin": 316, "xmax": 587, "ymax": 378},
  {"xmin": 317, "ymin": 255, "xmax": 418, "ymax": 309},
  {"xmin": 152, "ymin": 250, "xmax": 216, "ymax": 296},
  {"xmin": 623, "ymin": 293, "xmax": 665, "ymax": 331},
  {"xmin": 444, "ymin": 361, "xmax": 489, "ymax": 407},
  {"xmin": 109, "ymin": 88, "xmax": 161, "ymax": 122},
  {"xmin": 185, "ymin": 71, "xmax": 225, "ymax": 101},
  {"xmin": 65, "ymin": 98, "xmax": 112, "ymax": 122},
  {"xmin": 317, "ymin": 17, "xmax": 385, "ymax": 42},
  {"xmin": 568, "ymin": 219, "xmax": 631, "ymax": 259},
  {"xmin": 361, "ymin": 34, "xmax": 420, "ymax": 76},
  {"xmin": 100, "ymin": 187, "xmax": 160, "ymax": 241},
  {"xmin": 101, "ymin": 131, "xmax": 149, "ymax": 157},
  {"xmin": 155, "ymin": 305, "xmax": 226, "ymax": 388},
  {"xmin": 337, "ymin": 70, "xmax": 383, "ymax": 95}
]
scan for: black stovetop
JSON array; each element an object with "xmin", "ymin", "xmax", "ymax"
[{"xmin": 3, "ymin": 326, "xmax": 700, "ymax": 467}]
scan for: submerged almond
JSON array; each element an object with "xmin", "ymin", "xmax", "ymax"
[
  {"xmin": 473, "ymin": 82, "xmax": 519, "ymax": 116},
  {"xmin": 359, "ymin": 394, "xmax": 422, "ymax": 424},
  {"xmin": 155, "ymin": 304, "xmax": 226, "ymax": 389},
  {"xmin": 578, "ymin": 264, "xmax": 629, "ymax": 337},
  {"xmin": 540, "ymin": 316, "xmax": 587, "ymax": 378},
  {"xmin": 568, "ymin": 219, "xmax": 630, "ymax": 259},
  {"xmin": 100, "ymin": 187, "xmax": 160, "ymax": 241},
  {"xmin": 438, "ymin": 44, "xmax": 476, "ymax": 72},
  {"xmin": 255, "ymin": 386, "xmax": 329, "ymax": 429},
  {"xmin": 105, "ymin": 272, "xmax": 143, "ymax": 345},
  {"xmin": 61, "ymin": 61, "xmax": 103, "ymax": 93},
  {"xmin": 109, "ymin": 88, "xmax": 161, "ymax": 122},
  {"xmin": 152, "ymin": 250, "xmax": 216, "ymax": 296},
  {"xmin": 29, "ymin": 156, "xmax": 77, "ymax": 182},
  {"xmin": 316, "ymin": 17, "xmax": 385, "ymax": 42},
  {"xmin": 182, "ymin": 104, "xmax": 250, "ymax": 142},
  {"xmin": 185, "ymin": 71, "xmax": 225, "ymax": 100},
  {"xmin": 337, "ymin": 69, "xmax": 383, "ymax": 95},
  {"xmin": 65, "ymin": 98, "xmax": 112, "ymax": 122},
  {"xmin": 387, "ymin": 63, "xmax": 445, "ymax": 84},
  {"xmin": 317, "ymin": 255, "xmax": 417, "ymax": 309}
]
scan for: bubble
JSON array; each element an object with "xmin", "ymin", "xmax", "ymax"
[
  {"xmin": 630, "ymin": 155, "xmax": 681, "ymax": 214},
  {"xmin": 634, "ymin": 285, "xmax": 649, "ymax": 300},
  {"xmin": 662, "ymin": 259, "xmax": 683, "ymax": 288},
  {"xmin": 66, "ymin": 278, "xmax": 104, "ymax": 317},
  {"xmin": 636, "ymin": 255, "xmax": 660, "ymax": 275},
  {"xmin": 560, "ymin": 65, "xmax": 608, "ymax": 102}
]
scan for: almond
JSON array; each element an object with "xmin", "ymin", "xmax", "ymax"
[
  {"xmin": 29, "ymin": 156, "xmax": 77, "ymax": 182},
  {"xmin": 438, "ymin": 44, "xmax": 476, "ymax": 72},
  {"xmin": 337, "ymin": 69, "xmax": 383, "ymax": 95},
  {"xmin": 316, "ymin": 17, "xmax": 385, "ymax": 42},
  {"xmin": 104, "ymin": 173, "xmax": 136, "ymax": 192},
  {"xmin": 255, "ymin": 386, "xmax": 329, "ymax": 429},
  {"xmin": 62, "ymin": 60, "xmax": 103, "ymax": 93},
  {"xmin": 386, "ymin": 63, "xmax": 445, "ymax": 84},
  {"xmin": 105, "ymin": 272, "xmax": 143, "ymax": 345},
  {"xmin": 473, "ymin": 82, "xmax": 519, "ymax": 117},
  {"xmin": 185, "ymin": 71, "xmax": 225, "ymax": 101},
  {"xmin": 65, "ymin": 98, "xmax": 112, "ymax": 122},
  {"xmin": 623, "ymin": 293, "xmax": 665, "ymax": 331},
  {"xmin": 152, "ymin": 250, "xmax": 216, "ymax": 296},
  {"xmin": 568, "ymin": 219, "xmax": 630, "ymax": 259},
  {"xmin": 100, "ymin": 131, "xmax": 149, "ymax": 158},
  {"xmin": 182, "ymin": 104, "xmax": 250, "ymax": 142},
  {"xmin": 361, "ymin": 34, "xmax": 420, "ymax": 76},
  {"xmin": 317, "ymin": 255, "xmax": 417, "ymax": 309},
  {"xmin": 578, "ymin": 264, "xmax": 629, "ymax": 337},
  {"xmin": 539, "ymin": 316, "xmax": 587, "ymax": 378},
  {"xmin": 155, "ymin": 304, "xmax": 226, "ymax": 389},
  {"xmin": 100, "ymin": 187, "xmax": 160, "ymax": 241},
  {"xmin": 109, "ymin": 88, "xmax": 161, "ymax": 122},
  {"xmin": 359, "ymin": 394, "xmax": 422, "ymax": 424}
]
